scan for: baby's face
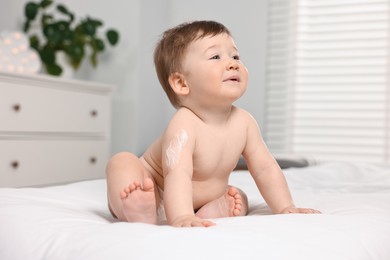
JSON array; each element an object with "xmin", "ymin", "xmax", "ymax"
[{"xmin": 180, "ymin": 33, "xmax": 248, "ymax": 107}]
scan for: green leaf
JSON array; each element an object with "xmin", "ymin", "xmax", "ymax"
[
  {"xmin": 29, "ymin": 35, "xmax": 40, "ymax": 49},
  {"xmin": 57, "ymin": 4, "xmax": 68, "ymax": 14},
  {"xmin": 61, "ymin": 28, "xmax": 73, "ymax": 42},
  {"xmin": 93, "ymin": 38, "xmax": 105, "ymax": 51},
  {"xmin": 106, "ymin": 29, "xmax": 119, "ymax": 45},
  {"xmin": 82, "ymin": 20, "xmax": 97, "ymax": 36},
  {"xmin": 70, "ymin": 44, "xmax": 84, "ymax": 58},
  {"xmin": 55, "ymin": 20, "xmax": 70, "ymax": 32},
  {"xmin": 90, "ymin": 51, "xmax": 98, "ymax": 67},
  {"xmin": 68, "ymin": 13, "xmax": 74, "ymax": 23},
  {"xmin": 43, "ymin": 23, "xmax": 62, "ymax": 44},
  {"xmin": 25, "ymin": 2, "xmax": 39, "ymax": 20},
  {"xmin": 40, "ymin": 48, "xmax": 55, "ymax": 64},
  {"xmin": 89, "ymin": 39, "xmax": 104, "ymax": 67},
  {"xmin": 41, "ymin": 14, "xmax": 53, "ymax": 26},
  {"xmin": 45, "ymin": 63, "xmax": 62, "ymax": 76},
  {"xmin": 89, "ymin": 18, "xmax": 103, "ymax": 27},
  {"xmin": 23, "ymin": 20, "xmax": 31, "ymax": 32},
  {"xmin": 40, "ymin": 0, "xmax": 53, "ymax": 8},
  {"xmin": 66, "ymin": 44, "xmax": 84, "ymax": 65}
]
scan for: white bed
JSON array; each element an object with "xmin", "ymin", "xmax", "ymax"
[{"xmin": 1, "ymin": 161, "xmax": 390, "ymax": 260}]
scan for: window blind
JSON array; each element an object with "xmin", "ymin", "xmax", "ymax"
[{"xmin": 264, "ymin": 0, "xmax": 390, "ymax": 163}]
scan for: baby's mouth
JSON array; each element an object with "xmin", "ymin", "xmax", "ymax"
[{"xmin": 224, "ymin": 75, "xmax": 240, "ymax": 82}]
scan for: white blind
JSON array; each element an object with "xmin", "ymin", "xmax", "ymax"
[{"xmin": 264, "ymin": 0, "xmax": 390, "ymax": 163}]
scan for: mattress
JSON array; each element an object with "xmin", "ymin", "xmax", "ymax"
[{"xmin": 1, "ymin": 161, "xmax": 390, "ymax": 260}]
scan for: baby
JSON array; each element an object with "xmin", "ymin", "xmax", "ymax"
[{"xmin": 106, "ymin": 20, "xmax": 320, "ymax": 227}]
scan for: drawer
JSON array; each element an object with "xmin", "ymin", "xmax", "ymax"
[
  {"xmin": 0, "ymin": 82, "xmax": 110, "ymax": 133},
  {"xmin": 0, "ymin": 139, "xmax": 110, "ymax": 187}
]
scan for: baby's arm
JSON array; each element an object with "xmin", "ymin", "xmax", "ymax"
[
  {"xmin": 242, "ymin": 114, "xmax": 320, "ymax": 214},
  {"xmin": 163, "ymin": 161, "xmax": 214, "ymax": 227},
  {"xmin": 162, "ymin": 126, "xmax": 215, "ymax": 227}
]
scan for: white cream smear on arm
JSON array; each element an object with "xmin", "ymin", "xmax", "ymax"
[{"xmin": 165, "ymin": 129, "xmax": 188, "ymax": 170}]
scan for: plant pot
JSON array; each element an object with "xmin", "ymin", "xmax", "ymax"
[{"xmin": 55, "ymin": 51, "xmax": 75, "ymax": 78}]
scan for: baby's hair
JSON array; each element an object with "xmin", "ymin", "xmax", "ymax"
[{"xmin": 154, "ymin": 20, "xmax": 231, "ymax": 108}]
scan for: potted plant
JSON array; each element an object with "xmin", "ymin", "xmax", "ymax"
[{"xmin": 23, "ymin": 0, "xmax": 120, "ymax": 76}]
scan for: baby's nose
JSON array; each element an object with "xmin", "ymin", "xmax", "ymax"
[{"xmin": 227, "ymin": 60, "xmax": 239, "ymax": 70}]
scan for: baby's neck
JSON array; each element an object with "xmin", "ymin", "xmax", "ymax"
[{"xmin": 180, "ymin": 105, "xmax": 235, "ymax": 125}]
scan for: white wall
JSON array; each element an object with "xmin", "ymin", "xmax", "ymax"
[{"xmin": 0, "ymin": 0, "xmax": 268, "ymax": 156}]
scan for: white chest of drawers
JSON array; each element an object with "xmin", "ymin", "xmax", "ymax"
[{"xmin": 0, "ymin": 72, "xmax": 114, "ymax": 187}]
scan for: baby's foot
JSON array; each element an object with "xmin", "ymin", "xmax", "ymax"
[
  {"xmin": 120, "ymin": 178, "xmax": 157, "ymax": 224},
  {"xmin": 195, "ymin": 186, "xmax": 247, "ymax": 219}
]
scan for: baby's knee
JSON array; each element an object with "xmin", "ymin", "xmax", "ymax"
[
  {"xmin": 111, "ymin": 152, "xmax": 137, "ymax": 162},
  {"xmin": 105, "ymin": 152, "xmax": 138, "ymax": 174}
]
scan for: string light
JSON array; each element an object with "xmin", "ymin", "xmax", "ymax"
[{"xmin": 0, "ymin": 31, "xmax": 41, "ymax": 74}]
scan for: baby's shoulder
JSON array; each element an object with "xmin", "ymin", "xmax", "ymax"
[
  {"xmin": 163, "ymin": 108, "xmax": 200, "ymax": 135},
  {"xmin": 168, "ymin": 107, "xmax": 201, "ymax": 126},
  {"xmin": 231, "ymin": 106, "xmax": 256, "ymax": 122}
]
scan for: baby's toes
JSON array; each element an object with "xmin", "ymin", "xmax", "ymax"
[
  {"xmin": 233, "ymin": 207, "xmax": 241, "ymax": 216},
  {"xmin": 120, "ymin": 190, "xmax": 128, "ymax": 199},
  {"xmin": 227, "ymin": 186, "xmax": 238, "ymax": 196},
  {"xmin": 234, "ymin": 193, "xmax": 242, "ymax": 200},
  {"xmin": 129, "ymin": 181, "xmax": 142, "ymax": 192}
]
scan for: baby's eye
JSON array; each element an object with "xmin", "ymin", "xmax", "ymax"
[
  {"xmin": 233, "ymin": 55, "xmax": 240, "ymax": 60},
  {"xmin": 210, "ymin": 55, "xmax": 220, "ymax": 60}
]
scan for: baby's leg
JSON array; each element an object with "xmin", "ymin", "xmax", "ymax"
[
  {"xmin": 106, "ymin": 152, "xmax": 159, "ymax": 224},
  {"xmin": 195, "ymin": 186, "xmax": 248, "ymax": 219}
]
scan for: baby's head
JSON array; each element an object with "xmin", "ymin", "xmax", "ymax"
[{"xmin": 154, "ymin": 20, "xmax": 231, "ymax": 108}]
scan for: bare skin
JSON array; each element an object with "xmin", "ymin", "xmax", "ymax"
[
  {"xmin": 118, "ymin": 177, "xmax": 248, "ymax": 226},
  {"xmin": 195, "ymin": 186, "xmax": 248, "ymax": 219},
  {"xmin": 120, "ymin": 178, "xmax": 157, "ymax": 224},
  {"xmin": 106, "ymin": 29, "xmax": 320, "ymax": 228}
]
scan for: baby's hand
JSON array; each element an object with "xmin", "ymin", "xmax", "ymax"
[
  {"xmin": 171, "ymin": 215, "xmax": 215, "ymax": 228},
  {"xmin": 280, "ymin": 206, "xmax": 321, "ymax": 214}
]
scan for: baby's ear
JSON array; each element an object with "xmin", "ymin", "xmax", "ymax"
[{"xmin": 168, "ymin": 72, "xmax": 190, "ymax": 96}]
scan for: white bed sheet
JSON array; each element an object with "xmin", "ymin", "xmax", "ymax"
[{"xmin": 1, "ymin": 162, "xmax": 390, "ymax": 260}]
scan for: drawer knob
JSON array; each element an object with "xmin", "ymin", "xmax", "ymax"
[
  {"xmin": 12, "ymin": 104, "xmax": 21, "ymax": 112},
  {"xmin": 90, "ymin": 110, "xmax": 98, "ymax": 117},
  {"xmin": 11, "ymin": 161, "xmax": 19, "ymax": 169},
  {"xmin": 90, "ymin": 157, "xmax": 97, "ymax": 164}
]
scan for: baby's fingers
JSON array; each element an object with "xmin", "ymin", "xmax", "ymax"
[
  {"xmin": 173, "ymin": 217, "xmax": 215, "ymax": 227},
  {"xmin": 189, "ymin": 219, "xmax": 215, "ymax": 227},
  {"xmin": 199, "ymin": 220, "xmax": 215, "ymax": 227},
  {"xmin": 297, "ymin": 208, "xmax": 321, "ymax": 214},
  {"xmin": 281, "ymin": 206, "xmax": 321, "ymax": 214}
]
